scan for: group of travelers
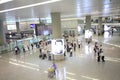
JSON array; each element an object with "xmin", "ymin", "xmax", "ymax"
[
  {"xmin": 14, "ymin": 44, "xmax": 33, "ymax": 54},
  {"xmin": 14, "ymin": 35, "xmax": 106, "ymax": 80},
  {"xmin": 39, "ymin": 40, "xmax": 52, "ymax": 60},
  {"xmin": 14, "ymin": 40, "xmax": 49, "ymax": 55},
  {"xmin": 65, "ymin": 37, "xmax": 82, "ymax": 57},
  {"xmin": 94, "ymin": 42, "xmax": 105, "ymax": 62},
  {"xmin": 39, "ymin": 46, "xmax": 48, "ymax": 60}
]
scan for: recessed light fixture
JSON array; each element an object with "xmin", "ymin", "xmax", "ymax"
[
  {"xmin": 0, "ymin": 0, "xmax": 13, "ymax": 4},
  {"xmin": 0, "ymin": 0, "xmax": 61, "ymax": 13}
]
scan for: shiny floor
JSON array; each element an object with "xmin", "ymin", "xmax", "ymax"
[{"xmin": 0, "ymin": 34, "xmax": 120, "ymax": 80}]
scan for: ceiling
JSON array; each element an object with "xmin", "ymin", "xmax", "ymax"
[{"xmin": 0, "ymin": 0, "xmax": 120, "ymax": 22}]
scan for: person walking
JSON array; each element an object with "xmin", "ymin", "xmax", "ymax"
[
  {"xmin": 31, "ymin": 44, "xmax": 34, "ymax": 50},
  {"xmin": 70, "ymin": 48, "xmax": 73, "ymax": 57},
  {"xmin": 73, "ymin": 42, "xmax": 76, "ymax": 51},
  {"xmin": 97, "ymin": 46, "xmax": 103, "ymax": 62},
  {"xmin": 100, "ymin": 50, "xmax": 105, "ymax": 62},
  {"xmin": 15, "ymin": 46, "xmax": 18, "ymax": 55},
  {"xmin": 52, "ymin": 61, "xmax": 57, "ymax": 75},
  {"xmin": 94, "ymin": 42, "xmax": 98, "ymax": 56},
  {"xmin": 78, "ymin": 41, "xmax": 81, "ymax": 48},
  {"xmin": 22, "ymin": 46, "xmax": 26, "ymax": 53},
  {"xmin": 39, "ymin": 48, "xmax": 42, "ymax": 58},
  {"xmin": 27, "ymin": 45, "xmax": 30, "ymax": 51},
  {"xmin": 97, "ymin": 49, "xmax": 101, "ymax": 62}
]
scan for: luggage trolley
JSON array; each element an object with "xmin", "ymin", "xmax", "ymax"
[{"xmin": 48, "ymin": 67, "xmax": 55, "ymax": 78}]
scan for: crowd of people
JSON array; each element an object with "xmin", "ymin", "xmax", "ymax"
[
  {"xmin": 14, "ymin": 35, "xmax": 105, "ymax": 63},
  {"xmin": 64, "ymin": 36, "xmax": 82, "ymax": 57},
  {"xmin": 14, "ymin": 35, "xmax": 106, "ymax": 79},
  {"xmin": 14, "ymin": 40, "xmax": 50, "ymax": 55},
  {"xmin": 65, "ymin": 36, "xmax": 105, "ymax": 62}
]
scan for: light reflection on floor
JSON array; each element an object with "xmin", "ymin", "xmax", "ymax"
[
  {"xmin": 44, "ymin": 67, "xmax": 100, "ymax": 80},
  {"xmin": 104, "ymin": 32, "xmax": 112, "ymax": 39},
  {"xmin": 103, "ymin": 42, "xmax": 120, "ymax": 48},
  {"xmin": 9, "ymin": 58, "xmax": 39, "ymax": 67},
  {"xmin": 84, "ymin": 45, "xmax": 93, "ymax": 55},
  {"xmin": 9, "ymin": 61, "xmax": 40, "ymax": 71}
]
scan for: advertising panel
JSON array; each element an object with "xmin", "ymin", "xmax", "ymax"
[{"xmin": 51, "ymin": 39, "xmax": 64, "ymax": 55}]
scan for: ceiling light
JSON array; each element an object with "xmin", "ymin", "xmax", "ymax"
[
  {"xmin": 0, "ymin": 0, "xmax": 61, "ymax": 13},
  {"xmin": 0, "ymin": 0, "xmax": 13, "ymax": 4}
]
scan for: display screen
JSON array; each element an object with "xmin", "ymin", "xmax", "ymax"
[
  {"xmin": 43, "ymin": 30, "xmax": 49, "ymax": 35},
  {"xmin": 37, "ymin": 25, "xmax": 52, "ymax": 35},
  {"xmin": 30, "ymin": 24, "xmax": 35, "ymax": 28}
]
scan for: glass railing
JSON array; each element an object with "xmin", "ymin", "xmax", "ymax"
[{"xmin": 0, "ymin": 35, "xmax": 52, "ymax": 53}]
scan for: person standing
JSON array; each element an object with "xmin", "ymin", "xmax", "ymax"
[
  {"xmin": 39, "ymin": 46, "xmax": 42, "ymax": 58},
  {"xmin": 97, "ymin": 48, "xmax": 101, "ymax": 62},
  {"xmin": 73, "ymin": 41, "xmax": 76, "ymax": 51},
  {"xmin": 52, "ymin": 61, "xmax": 57, "ymax": 75},
  {"xmin": 111, "ymin": 28, "xmax": 114, "ymax": 36},
  {"xmin": 97, "ymin": 45, "xmax": 103, "ymax": 62},
  {"xmin": 78, "ymin": 40, "xmax": 81, "ymax": 48},
  {"xmin": 31, "ymin": 44, "xmax": 33, "ymax": 50},
  {"xmin": 70, "ymin": 48, "xmax": 73, "ymax": 57},
  {"xmin": 22, "ymin": 46, "xmax": 26, "ymax": 53},
  {"xmin": 27, "ymin": 45, "xmax": 30, "ymax": 51},
  {"xmin": 71, "ymin": 42, "xmax": 73, "ymax": 47},
  {"xmin": 100, "ymin": 51, "xmax": 105, "ymax": 62},
  {"xmin": 99, "ymin": 44, "xmax": 102, "ymax": 50},
  {"xmin": 15, "ymin": 46, "xmax": 18, "ymax": 55},
  {"xmin": 48, "ymin": 51, "xmax": 51, "ymax": 60},
  {"xmin": 94, "ymin": 42, "xmax": 98, "ymax": 56}
]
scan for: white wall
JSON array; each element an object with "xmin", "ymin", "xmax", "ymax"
[{"xmin": 61, "ymin": 19, "xmax": 84, "ymax": 35}]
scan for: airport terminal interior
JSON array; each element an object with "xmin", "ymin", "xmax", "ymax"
[{"xmin": 0, "ymin": 0, "xmax": 120, "ymax": 80}]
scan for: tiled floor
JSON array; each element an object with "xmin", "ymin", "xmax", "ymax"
[{"xmin": 0, "ymin": 34, "xmax": 120, "ymax": 80}]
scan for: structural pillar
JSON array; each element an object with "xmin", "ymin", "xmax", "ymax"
[
  {"xmin": 51, "ymin": 12, "xmax": 61, "ymax": 39},
  {"xmin": 16, "ymin": 22, "xmax": 20, "ymax": 34},
  {"xmin": 98, "ymin": 17, "xmax": 103, "ymax": 35},
  {"xmin": 0, "ymin": 20, "xmax": 6, "ymax": 45},
  {"xmin": 85, "ymin": 15, "xmax": 91, "ymax": 30},
  {"xmin": 51, "ymin": 12, "xmax": 65, "ymax": 61}
]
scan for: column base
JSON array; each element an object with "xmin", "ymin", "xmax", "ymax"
[{"xmin": 53, "ymin": 54, "xmax": 65, "ymax": 61}]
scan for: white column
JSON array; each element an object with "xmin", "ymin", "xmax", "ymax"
[
  {"xmin": 98, "ymin": 17, "xmax": 103, "ymax": 35},
  {"xmin": 85, "ymin": 15, "xmax": 91, "ymax": 30},
  {"xmin": 16, "ymin": 22, "xmax": 20, "ymax": 34},
  {"xmin": 51, "ymin": 12, "xmax": 61, "ymax": 39},
  {"xmin": 0, "ymin": 20, "xmax": 6, "ymax": 45}
]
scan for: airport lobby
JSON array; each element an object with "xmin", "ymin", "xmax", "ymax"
[{"xmin": 0, "ymin": 0, "xmax": 120, "ymax": 80}]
